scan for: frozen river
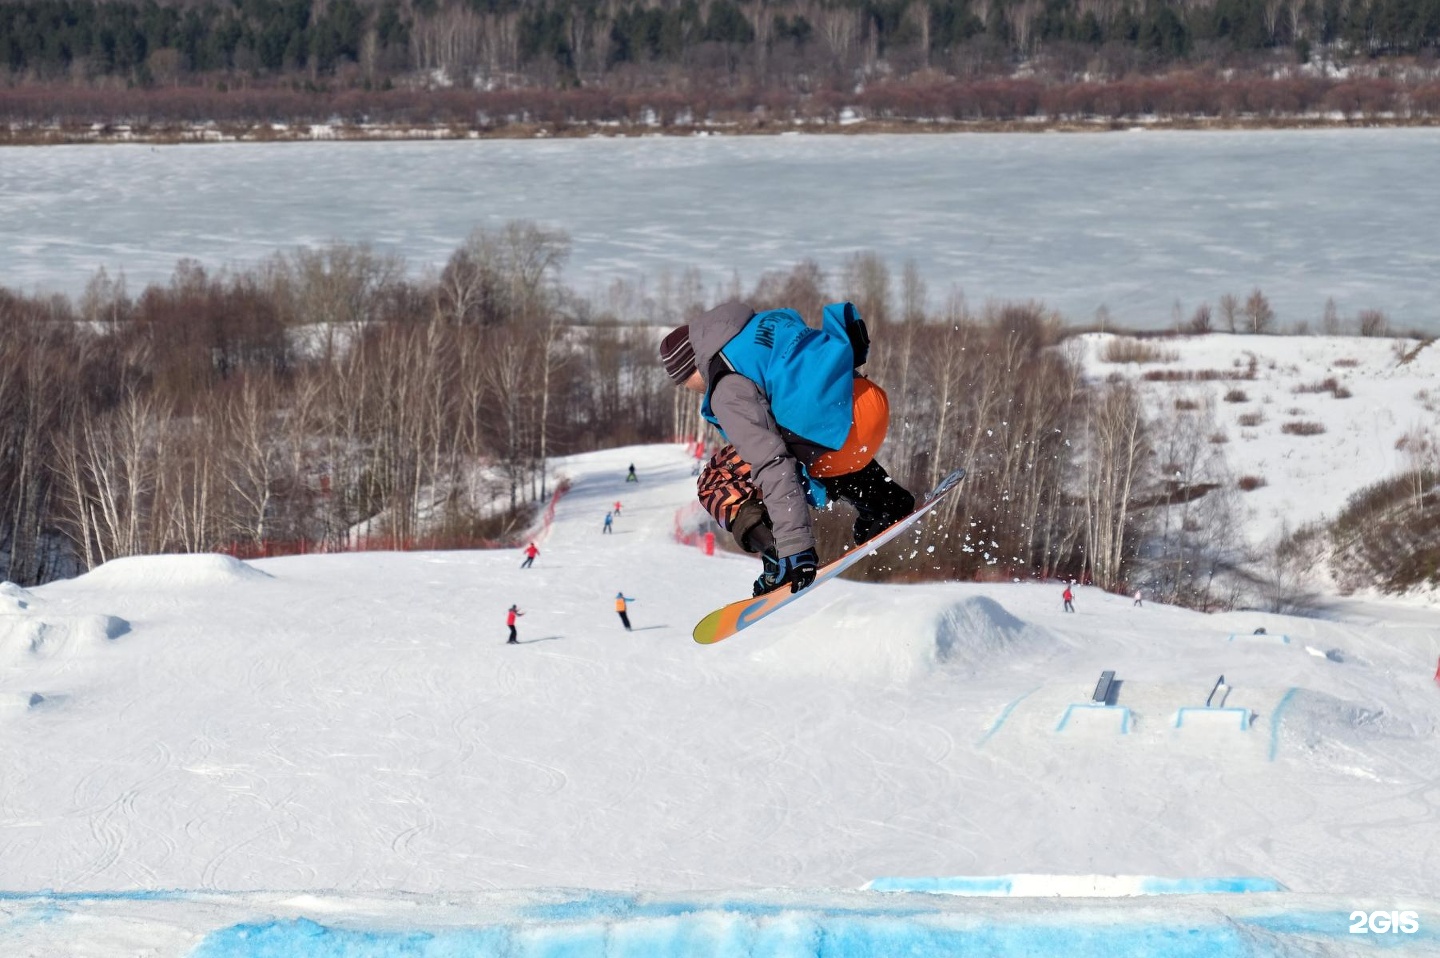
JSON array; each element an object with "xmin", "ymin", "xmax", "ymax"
[{"xmin": 1, "ymin": 129, "xmax": 1437, "ymax": 332}]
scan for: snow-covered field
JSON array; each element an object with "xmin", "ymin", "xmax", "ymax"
[
  {"xmin": 4, "ymin": 417, "xmax": 1440, "ymax": 954},
  {"xmin": 1076, "ymin": 332, "xmax": 1440, "ymax": 547}
]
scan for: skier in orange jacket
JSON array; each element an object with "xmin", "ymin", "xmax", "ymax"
[{"xmin": 614, "ymin": 593, "xmax": 635, "ymax": 631}]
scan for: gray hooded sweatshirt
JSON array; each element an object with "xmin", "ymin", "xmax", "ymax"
[{"xmin": 689, "ymin": 301, "xmax": 828, "ymax": 557}]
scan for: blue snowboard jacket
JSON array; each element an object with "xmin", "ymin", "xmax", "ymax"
[
  {"xmin": 688, "ymin": 301, "xmax": 865, "ymax": 555},
  {"xmin": 699, "ymin": 303, "xmax": 859, "ymax": 454}
]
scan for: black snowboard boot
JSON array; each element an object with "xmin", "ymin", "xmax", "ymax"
[
  {"xmin": 734, "ymin": 499, "xmax": 776, "ymax": 555},
  {"xmin": 820, "ymin": 460, "xmax": 916, "ymax": 545}
]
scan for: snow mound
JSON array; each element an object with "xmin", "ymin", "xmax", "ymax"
[
  {"xmin": 752, "ymin": 592, "xmax": 1064, "ymax": 684},
  {"xmin": 0, "ymin": 613, "xmax": 130, "ymax": 669},
  {"xmin": 75, "ymin": 613, "xmax": 132, "ymax": 645},
  {"xmin": 1282, "ymin": 690, "xmax": 1421, "ymax": 743},
  {"xmin": 0, "ymin": 581, "xmax": 36, "ymax": 612},
  {"xmin": 0, "ymin": 690, "xmax": 68, "ymax": 718},
  {"xmin": 0, "ymin": 615, "xmax": 46, "ymax": 663},
  {"xmin": 1276, "ymin": 690, "xmax": 1427, "ymax": 773},
  {"xmin": 933, "ymin": 595, "xmax": 1061, "ymax": 671},
  {"xmin": 78, "ymin": 553, "xmax": 272, "ymax": 590},
  {"xmin": 0, "ymin": 690, "xmax": 49, "ymax": 718}
]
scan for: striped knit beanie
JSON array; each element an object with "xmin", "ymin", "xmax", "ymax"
[{"xmin": 660, "ymin": 325, "xmax": 697, "ymax": 385}]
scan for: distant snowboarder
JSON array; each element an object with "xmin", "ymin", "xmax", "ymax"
[
  {"xmin": 520, "ymin": 542, "xmax": 539, "ymax": 569},
  {"xmin": 506, "ymin": 604, "xmax": 524, "ymax": 643},
  {"xmin": 1133, "ymin": 589, "xmax": 1143, "ymax": 607},
  {"xmin": 662, "ymin": 300, "xmax": 915, "ymax": 597},
  {"xmin": 615, "ymin": 592, "xmax": 635, "ymax": 630},
  {"xmin": 625, "ymin": 464, "xmax": 638, "ymax": 483},
  {"xmin": 1063, "ymin": 584, "xmax": 1075, "ymax": 613},
  {"xmin": 603, "ymin": 512, "xmax": 614, "ymax": 534}
]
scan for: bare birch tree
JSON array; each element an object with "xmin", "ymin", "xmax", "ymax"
[
  {"xmin": 54, "ymin": 384, "xmax": 169, "ymax": 567},
  {"xmin": 222, "ymin": 374, "xmax": 288, "ymax": 548},
  {"xmin": 154, "ymin": 394, "xmax": 222, "ymax": 554},
  {"xmin": 1080, "ymin": 381, "xmax": 1150, "ymax": 590}
]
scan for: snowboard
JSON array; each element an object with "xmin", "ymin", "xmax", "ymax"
[{"xmin": 692, "ymin": 468, "xmax": 965, "ymax": 645}]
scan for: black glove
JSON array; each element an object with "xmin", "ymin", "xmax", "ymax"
[
  {"xmin": 846, "ymin": 316, "xmax": 870, "ymax": 368},
  {"xmin": 752, "ymin": 548, "xmax": 819, "ymax": 596}
]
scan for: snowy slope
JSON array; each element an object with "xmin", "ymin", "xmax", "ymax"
[
  {"xmin": 1078, "ymin": 332, "xmax": 1440, "ymax": 547},
  {"xmin": 3, "ymin": 443, "xmax": 1440, "ymax": 956}
]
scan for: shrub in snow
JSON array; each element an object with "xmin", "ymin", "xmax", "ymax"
[{"xmin": 1099, "ymin": 338, "xmax": 1178, "ymax": 364}]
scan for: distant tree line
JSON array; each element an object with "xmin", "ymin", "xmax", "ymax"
[
  {"xmin": 2, "ymin": 226, "xmax": 1427, "ymax": 612},
  {"xmin": 3, "ymin": 0, "xmax": 1438, "ymax": 93},
  {"xmin": 5, "ymin": 70, "xmax": 1439, "ymax": 135}
]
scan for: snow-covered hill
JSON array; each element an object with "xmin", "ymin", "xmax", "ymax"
[
  {"xmin": 4, "ymin": 440, "xmax": 1440, "ymax": 955},
  {"xmin": 1077, "ymin": 332, "xmax": 1440, "ymax": 549}
]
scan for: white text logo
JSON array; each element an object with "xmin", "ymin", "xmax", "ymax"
[{"xmin": 1349, "ymin": 911, "xmax": 1420, "ymax": 934}]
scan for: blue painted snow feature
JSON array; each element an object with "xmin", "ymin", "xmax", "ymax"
[
  {"xmin": 0, "ymin": 901, "xmax": 68, "ymax": 930},
  {"xmin": 186, "ymin": 913, "xmax": 1284, "ymax": 958},
  {"xmin": 975, "ymin": 686, "xmax": 1040, "ymax": 747},
  {"xmin": 188, "ymin": 917, "xmax": 509, "ymax": 958},
  {"xmin": 867, "ymin": 876, "xmax": 1284, "ymax": 897},
  {"xmin": 1174, "ymin": 707, "xmax": 1251, "ymax": 731},
  {"xmin": 1228, "ymin": 633, "xmax": 1290, "ymax": 644},
  {"xmin": 1055, "ymin": 703, "xmax": 1132, "ymax": 733},
  {"xmin": 521, "ymin": 893, "xmax": 930, "ymax": 924},
  {"xmin": 867, "ymin": 876, "xmax": 1015, "ymax": 895},
  {"xmin": 0, "ymin": 889, "xmax": 195, "ymax": 902},
  {"xmin": 1136, "ymin": 877, "xmax": 1284, "ymax": 895},
  {"xmin": 1268, "ymin": 687, "xmax": 1299, "ymax": 762}
]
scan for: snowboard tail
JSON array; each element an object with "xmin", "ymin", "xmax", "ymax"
[{"xmin": 692, "ymin": 468, "xmax": 965, "ymax": 645}]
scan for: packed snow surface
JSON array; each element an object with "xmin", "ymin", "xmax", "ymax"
[{"xmin": 3, "ymin": 441, "xmax": 1440, "ymax": 955}]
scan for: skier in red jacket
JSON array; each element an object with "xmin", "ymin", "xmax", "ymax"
[
  {"xmin": 520, "ymin": 542, "xmax": 539, "ymax": 568},
  {"xmin": 506, "ymin": 604, "xmax": 523, "ymax": 643}
]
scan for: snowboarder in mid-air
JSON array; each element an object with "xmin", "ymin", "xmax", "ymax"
[{"xmin": 661, "ymin": 300, "xmax": 915, "ymax": 597}]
